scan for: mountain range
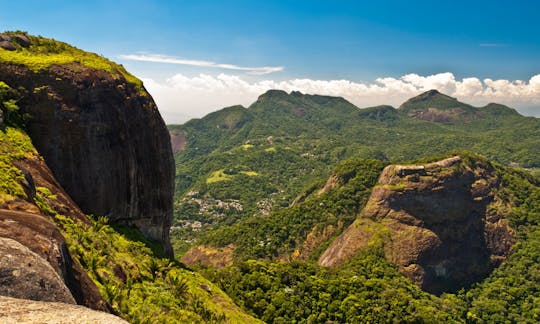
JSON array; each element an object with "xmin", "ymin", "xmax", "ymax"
[
  {"xmin": 0, "ymin": 32, "xmax": 538, "ymax": 323},
  {"xmin": 168, "ymin": 88, "xmax": 539, "ymax": 257}
]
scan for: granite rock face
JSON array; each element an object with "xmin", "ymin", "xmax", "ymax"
[
  {"xmin": 0, "ymin": 296, "xmax": 128, "ymax": 324},
  {"xmin": 0, "ymin": 62, "xmax": 175, "ymax": 255},
  {"xmin": 0, "ymin": 156, "xmax": 111, "ymax": 311},
  {"xmin": 0, "ymin": 237, "xmax": 75, "ymax": 304},
  {"xmin": 319, "ymin": 156, "xmax": 515, "ymax": 294}
]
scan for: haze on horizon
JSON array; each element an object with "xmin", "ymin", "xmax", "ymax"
[{"xmin": 1, "ymin": 0, "xmax": 539, "ymax": 123}]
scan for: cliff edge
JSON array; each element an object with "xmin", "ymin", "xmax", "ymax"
[
  {"xmin": 319, "ymin": 155, "xmax": 516, "ymax": 294},
  {"xmin": 0, "ymin": 32, "xmax": 174, "ymax": 254}
]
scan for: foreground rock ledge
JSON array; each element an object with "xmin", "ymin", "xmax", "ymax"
[{"xmin": 0, "ymin": 296, "xmax": 127, "ymax": 324}]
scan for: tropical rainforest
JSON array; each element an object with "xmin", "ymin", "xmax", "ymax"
[{"xmin": 0, "ymin": 31, "xmax": 538, "ymax": 323}]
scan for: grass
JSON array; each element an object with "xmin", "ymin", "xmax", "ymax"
[
  {"xmin": 0, "ymin": 32, "xmax": 144, "ymax": 94},
  {"xmin": 0, "ymin": 126, "xmax": 37, "ymax": 202},
  {"xmin": 240, "ymin": 171, "xmax": 259, "ymax": 176},
  {"xmin": 207, "ymin": 170, "xmax": 234, "ymax": 184}
]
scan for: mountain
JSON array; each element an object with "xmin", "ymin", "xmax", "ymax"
[
  {"xmin": 319, "ymin": 155, "xmax": 514, "ymax": 294},
  {"xmin": 200, "ymin": 152, "xmax": 539, "ymax": 322},
  {"xmin": 169, "ymin": 88, "xmax": 539, "ymax": 258},
  {"xmin": 399, "ymin": 89, "xmax": 521, "ymax": 123},
  {"xmin": 0, "ymin": 32, "xmax": 258, "ymax": 323},
  {"xmin": 399, "ymin": 89, "xmax": 479, "ymax": 122},
  {"xmin": 0, "ymin": 32, "xmax": 174, "ymax": 253}
]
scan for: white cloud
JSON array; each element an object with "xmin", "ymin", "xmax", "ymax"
[
  {"xmin": 119, "ymin": 54, "xmax": 283, "ymax": 75},
  {"xmin": 140, "ymin": 72, "xmax": 540, "ymax": 124}
]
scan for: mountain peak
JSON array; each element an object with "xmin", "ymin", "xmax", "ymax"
[
  {"xmin": 258, "ymin": 89, "xmax": 289, "ymax": 100},
  {"xmin": 398, "ymin": 90, "xmax": 477, "ymax": 123},
  {"xmin": 402, "ymin": 89, "xmax": 458, "ymax": 105}
]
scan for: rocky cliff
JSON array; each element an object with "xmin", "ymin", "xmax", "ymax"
[
  {"xmin": 0, "ymin": 32, "xmax": 174, "ymax": 254},
  {"xmin": 319, "ymin": 155, "xmax": 516, "ymax": 294},
  {"xmin": 0, "ymin": 32, "xmax": 176, "ymax": 316},
  {"xmin": 0, "ymin": 148, "xmax": 111, "ymax": 311}
]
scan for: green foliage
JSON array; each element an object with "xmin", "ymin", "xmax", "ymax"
[
  {"xmin": 170, "ymin": 91, "xmax": 539, "ymax": 257},
  {"xmin": 201, "ymin": 247, "xmax": 464, "ymax": 323},
  {"xmin": 463, "ymin": 230, "xmax": 540, "ymax": 323},
  {"xmin": 0, "ymin": 81, "xmax": 26, "ymax": 128},
  {"xmin": 198, "ymin": 159, "xmax": 386, "ymax": 261},
  {"xmin": 51, "ymin": 214, "xmax": 258, "ymax": 323},
  {"xmin": 0, "ymin": 32, "xmax": 144, "ymax": 93},
  {"xmin": 0, "ymin": 126, "xmax": 36, "ymax": 202}
]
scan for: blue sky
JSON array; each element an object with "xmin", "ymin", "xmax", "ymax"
[{"xmin": 1, "ymin": 0, "xmax": 540, "ymax": 122}]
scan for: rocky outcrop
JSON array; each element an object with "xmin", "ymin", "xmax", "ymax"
[
  {"xmin": 0, "ymin": 237, "xmax": 75, "ymax": 304},
  {"xmin": 0, "ymin": 59, "xmax": 175, "ymax": 254},
  {"xmin": 0, "ymin": 296, "xmax": 127, "ymax": 323},
  {"xmin": 0, "ymin": 155, "xmax": 110, "ymax": 311},
  {"xmin": 319, "ymin": 156, "xmax": 515, "ymax": 294},
  {"xmin": 181, "ymin": 244, "xmax": 235, "ymax": 268}
]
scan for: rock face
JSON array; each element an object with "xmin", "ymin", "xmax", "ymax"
[
  {"xmin": 0, "ymin": 237, "xmax": 75, "ymax": 304},
  {"xmin": 319, "ymin": 156, "xmax": 515, "ymax": 294},
  {"xmin": 0, "ymin": 61, "xmax": 175, "ymax": 254},
  {"xmin": 0, "ymin": 296, "xmax": 128, "ymax": 324},
  {"xmin": 0, "ymin": 156, "xmax": 111, "ymax": 311}
]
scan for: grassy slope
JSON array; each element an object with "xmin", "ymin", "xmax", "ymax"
[{"xmin": 0, "ymin": 31, "xmax": 143, "ymax": 92}]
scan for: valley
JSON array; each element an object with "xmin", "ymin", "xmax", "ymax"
[{"xmin": 0, "ymin": 31, "xmax": 538, "ymax": 323}]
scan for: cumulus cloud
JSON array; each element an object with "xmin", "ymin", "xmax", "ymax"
[
  {"xmin": 119, "ymin": 54, "xmax": 283, "ymax": 75},
  {"xmin": 141, "ymin": 72, "xmax": 540, "ymax": 124}
]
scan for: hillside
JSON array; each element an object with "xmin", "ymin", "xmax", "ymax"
[
  {"xmin": 200, "ymin": 152, "xmax": 540, "ymax": 322},
  {"xmin": 169, "ymin": 89, "xmax": 539, "ymax": 256},
  {"xmin": 0, "ymin": 32, "xmax": 258, "ymax": 323}
]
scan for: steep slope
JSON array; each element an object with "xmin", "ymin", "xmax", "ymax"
[
  {"xmin": 0, "ymin": 32, "xmax": 174, "ymax": 253},
  {"xmin": 0, "ymin": 126, "xmax": 110, "ymax": 311},
  {"xmin": 0, "ymin": 33, "xmax": 259, "ymax": 323},
  {"xmin": 319, "ymin": 154, "xmax": 522, "ymax": 294}
]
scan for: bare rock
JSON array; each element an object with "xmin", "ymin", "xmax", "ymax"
[
  {"xmin": 11, "ymin": 34, "xmax": 30, "ymax": 47},
  {"xmin": 0, "ymin": 40, "xmax": 16, "ymax": 51},
  {"xmin": 0, "ymin": 62, "xmax": 175, "ymax": 255},
  {"xmin": 0, "ymin": 296, "xmax": 128, "ymax": 323},
  {"xmin": 0, "ymin": 237, "xmax": 75, "ymax": 304},
  {"xmin": 320, "ymin": 156, "xmax": 516, "ymax": 294}
]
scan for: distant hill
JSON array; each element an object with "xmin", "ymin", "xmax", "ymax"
[{"xmin": 168, "ymin": 89, "xmax": 539, "ymax": 255}]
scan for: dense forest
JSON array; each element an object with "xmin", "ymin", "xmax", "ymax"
[{"xmin": 167, "ymin": 90, "xmax": 539, "ymax": 323}]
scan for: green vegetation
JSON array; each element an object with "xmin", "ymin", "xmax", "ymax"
[
  {"xmin": 199, "ymin": 159, "xmax": 386, "ymax": 261},
  {"xmin": 0, "ymin": 32, "xmax": 144, "ymax": 92},
  {"xmin": 170, "ymin": 90, "xmax": 539, "ymax": 257},
  {"xmin": 198, "ymin": 152, "xmax": 539, "ymax": 323},
  {"xmin": 200, "ymin": 249, "xmax": 463, "ymax": 323},
  {"xmin": 51, "ymin": 215, "xmax": 256, "ymax": 323},
  {"xmin": 0, "ymin": 82, "xmax": 36, "ymax": 202},
  {"xmin": 206, "ymin": 170, "xmax": 234, "ymax": 184},
  {"xmin": 29, "ymin": 177, "xmax": 257, "ymax": 323}
]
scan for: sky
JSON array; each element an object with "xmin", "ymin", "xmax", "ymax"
[{"xmin": 1, "ymin": 0, "xmax": 540, "ymax": 123}]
